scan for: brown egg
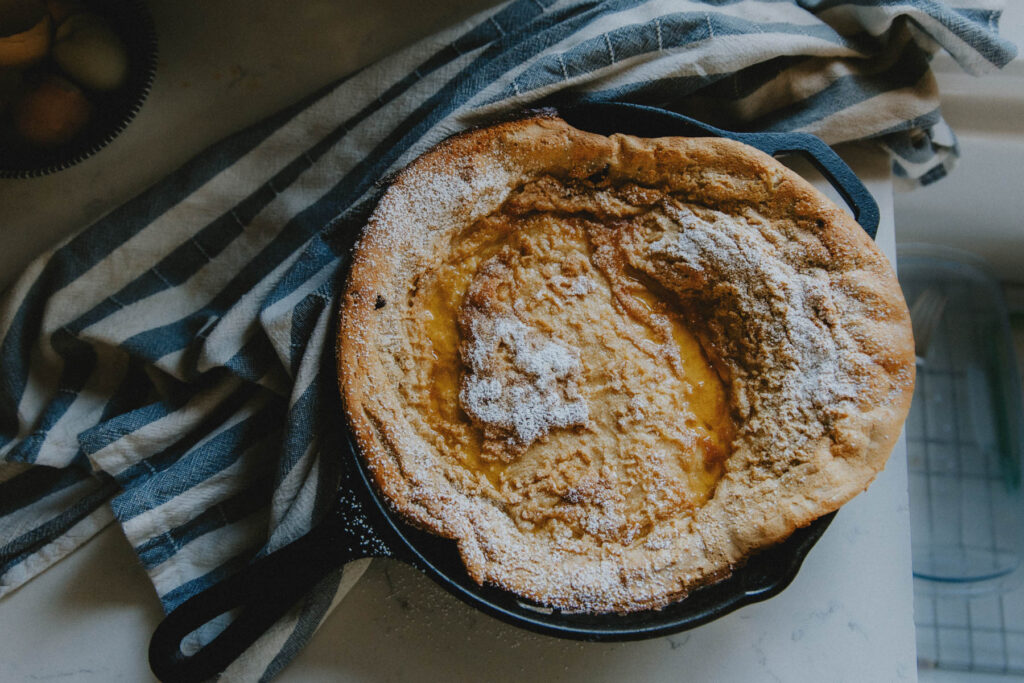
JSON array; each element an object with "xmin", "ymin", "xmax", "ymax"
[
  {"xmin": 12, "ymin": 74, "xmax": 92, "ymax": 146},
  {"xmin": 0, "ymin": 0, "xmax": 51, "ymax": 68}
]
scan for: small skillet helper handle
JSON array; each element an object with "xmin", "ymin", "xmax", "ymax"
[
  {"xmin": 148, "ymin": 505, "xmax": 388, "ymax": 683},
  {"xmin": 731, "ymin": 130, "xmax": 881, "ymax": 240},
  {"xmin": 558, "ymin": 102, "xmax": 880, "ymax": 239}
]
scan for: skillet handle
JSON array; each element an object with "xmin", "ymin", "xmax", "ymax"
[
  {"xmin": 148, "ymin": 505, "xmax": 387, "ymax": 683},
  {"xmin": 558, "ymin": 102, "xmax": 880, "ymax": 239},
  {"xmin": 732, "ymin": 130, "xmax": 880, "ymax": 240}
]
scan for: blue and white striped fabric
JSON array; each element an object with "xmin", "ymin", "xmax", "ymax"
[{"xmin": 0, "ymin": 0, "xmax": 1015, "ymax": 679}]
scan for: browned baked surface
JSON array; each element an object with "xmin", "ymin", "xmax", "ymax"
[{"xmin": 337, "ymin": 114, "xmax": 915, "ymax": 613}]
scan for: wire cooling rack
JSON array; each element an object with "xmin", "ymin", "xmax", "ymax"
[{"xmin": 906, "ymin": 275, "xmax": 1024, "ymax": 674}]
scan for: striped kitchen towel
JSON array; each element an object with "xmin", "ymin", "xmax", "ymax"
[{"xmin": 0, "ymin": 0, "xmax": 1015, "ymax": 679}]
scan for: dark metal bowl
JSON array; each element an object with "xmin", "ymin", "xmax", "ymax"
[{"xmin": 0, "ymin": 0, "xmax": 157, "ymax": 178}]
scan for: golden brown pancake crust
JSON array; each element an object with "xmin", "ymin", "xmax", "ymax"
[{"xmin": 338, "ymin": 114, "xmax": 915, "ymax": 613}]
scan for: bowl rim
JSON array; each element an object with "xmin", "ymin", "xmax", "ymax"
[{"xmin": 0, "ymin": 0, "xmax": 158, "ymax": 179}]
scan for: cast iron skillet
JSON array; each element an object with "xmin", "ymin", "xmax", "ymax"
[{"xmin": 148, "ymin": 102, "xmax": 879, "ymax": 682}]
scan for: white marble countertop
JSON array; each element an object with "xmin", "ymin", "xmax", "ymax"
[{"xmin": 0, "ymin": 2, "xmax": 918, "ymax": 681}]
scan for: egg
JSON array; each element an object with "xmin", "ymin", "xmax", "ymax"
[
  {"xmin": 0, "ymin": 0, "xmax": 51, "ymax": 68},
  {"xmin": 13, "ymin": 74, "xmax": 92, "ymax": 146},
  {"xmin": 52, "ymin": 12, "xmax": 128, "ymax": 91}
]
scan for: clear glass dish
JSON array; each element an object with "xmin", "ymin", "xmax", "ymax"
[{"xmin": 900, "ymin": 243, "xmax": 1024, "ymax": 597}]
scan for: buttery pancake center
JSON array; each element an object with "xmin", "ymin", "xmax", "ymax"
[{"xmin": 402, "ymin": 181, "xmax": 735, "ymax": 545}]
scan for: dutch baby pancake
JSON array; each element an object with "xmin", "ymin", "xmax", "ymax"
[{"xmin": 338, "ymin": 114, "xmax": 914, "ymax": 613}]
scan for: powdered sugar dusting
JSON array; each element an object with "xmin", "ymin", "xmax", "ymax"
[
  {"xmin": 549, "ymin": 274, "xmax": 595, "ymax": 297},
  {"xmin": 460, "ymin": 314, "xmax": 588, "ymax": 450},
  {"xmin": 647, "ymin": 202, "xmax": 868, "ymax": 434},
  {"xmin": 362, "ymin": 154, "xmax": 516, "ymax": 275}
]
